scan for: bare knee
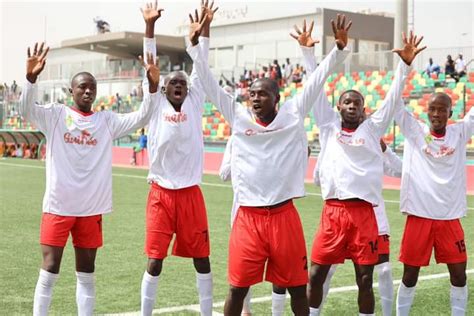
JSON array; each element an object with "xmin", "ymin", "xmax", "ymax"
[
  {"xmin": 193, "ymin": 257, "xmax": 211, "ymax": 274},
  {"xmin": 147, "ymin": 258, "xmax": 163, "ymax": 276},
  {"xmin": 287, "ymin": 285, "xmax": 306, "ymax": 298},
  {"xmin": 228, "ymin": 286, "xmax": 249, "ymax": 301},
  {"xmin": 309, "ymin": 264, "xmax": 331, "ymax": 287},
  {"xmin": 41, "ymin": 246, "xmax": 64, "ymax": 274},
  {"xmin": 450, "ymin": 272, "xmax": 466, "ymax": 287},
  {"xmin": 402, "ymin": 265, "xmax": 420, "ymax": 287},
  {"xmin": 357, "ymin": 272, "xmax": 373, "ymax": 291}
]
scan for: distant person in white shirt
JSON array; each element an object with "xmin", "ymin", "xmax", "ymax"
[
  {"xmin": 394, "ymin": 91, "xmax": 473, "ymax": 316},
  {"xmin": 307, "ymin": 30, "xmax": 425, "ymax": 316},
  {"xmin": 188, "ymin": 12, "xmax": 352, "ymax": 315},
  {"xmin": 455, "ymin": 53, "xmax": 467, "ymax": 78},
  {"xmin": 20, "ymin": 42, "xmax": 159, "ymax": 316},
  {"xmin": 138, "ymin": 2, "xmax": 217, "ymax": 316}
]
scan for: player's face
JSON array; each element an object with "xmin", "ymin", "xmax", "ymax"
[
  {"xmin": 71, "ymin": 74, "xmax": 97, "ymax": 111},
  {"xmin": 337, "ymin": 92, "xmax": 365, "ymax": 126},
  {"xmin": 249, "ymin": 81, "xmax": 278, "ymax": 121},
  {"xmin": 165, "ymin": 72, "xmax": 188, "ymax": 107},
  {"xmin": 428, "ymin": 95, "xmax": 451, "ymax": 133}
]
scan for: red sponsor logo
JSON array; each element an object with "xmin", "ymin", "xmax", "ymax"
[
  {"xmin": 164, "ymin": 112, "xmax": 187, "ymax": 123},
  {"xmin": 64, "ymin": 130, "xmax": 98, "ymax": 146},
  {"xmin": 336, "ymin": 132, "xmax": 365, "ymax": 146},
  {"xmin": 424, "ymin": 145, "xmax": 455, "ymax": 158}
]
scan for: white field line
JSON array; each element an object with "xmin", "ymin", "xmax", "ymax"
[
  {"xmin": 1, "ymin": 162, "xmax": 473, "ymax": 210},
  {"xmin": 103, "ymin": 269, "xmax": 474, "ymax": 315}
]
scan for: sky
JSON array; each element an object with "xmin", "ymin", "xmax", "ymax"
[{"xmin": 1, "ymin": 0, "xmax": 473, "ymax": 83}]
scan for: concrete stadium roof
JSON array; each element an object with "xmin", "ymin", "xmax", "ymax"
[{"xmin": 61, "ymin": 31, "xmax": 185, "ymax": 59}]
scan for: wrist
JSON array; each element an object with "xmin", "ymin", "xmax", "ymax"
[
  {"xmin": 149, "ymin": 83, "xmax": 158, "ymax": 93},
  {"xmin": 26, "ymin": 74, "xmax": 37, "ymax": 83}
]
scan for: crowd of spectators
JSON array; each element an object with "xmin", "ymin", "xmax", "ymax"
[
  {"xmin": 1, "ymin": 143, "xmax": 39, "ymax": 159},
  {"xmin": 426, "ymin": 53, "xmax": 468, "ymax": 82}
]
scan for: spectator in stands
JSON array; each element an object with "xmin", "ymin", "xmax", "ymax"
[
  {"xmin": 30, "ymin": 143, "xmax": 38, "ymax": 159},
  {"xmin": 445, "ymin": 55, "xmax": 456, "ymax": 78},
  {"xmin": 24, "ymin": 144, "xmax": 32, "ymax": 159},
  {"xmin": 424, "ymin": 58, "xmax": 441, "ymax": 76},
  {"xmin": 292, "ymin": 63, "xmax": 302, "ymax": 83},
  {"xmin": 285, "ymin": 57, "xmax": 294, "ymax": 83},
  {"xmin": 115, "ymin": 92, "xmax": 122, "ymax": 112},
  {"xmin": 8, "ymin": 144, "xmax": 16, "ymax": 157},
  {"xmin": 11, "ymin": 80, "xmax": 18, "ymax": 95},
  {"xmin": 455, "ymin": 53, "xmax": 467, "ymax": 78},
  {"xmin": 273, "ymin": 59, "xmax": 283, "ymax": 83},
  {"xmin": 131, "ymin": 128, "xmax": 147, "ymax": 165}
]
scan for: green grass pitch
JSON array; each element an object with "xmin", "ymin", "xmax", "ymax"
[{"xmin": 1, "ymin": 158, "xmax": 473, "ymax": 315}]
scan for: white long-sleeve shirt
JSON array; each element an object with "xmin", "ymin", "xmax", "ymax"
[
  {"xmin": 187, "ymin": 43, "xmax": 349, "ymax": 206},
  {"xmin": 20, "ymin": 81, "xmax": 156, "ymax": 216},
  {"xmin": 395, "ymin": 106, "xmax": 474, "ymax": 220},
  {"xmin": 310, "ymin": 60, "xmax": 410, "ymax": 206},
  {"xmin": 143, "ymin": 37, "xmax": 209, "ymax": 189}
]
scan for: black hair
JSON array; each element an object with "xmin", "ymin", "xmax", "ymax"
[
  {"xmin": 71, "ymin": 72, "xmax": 96, "ymax": 85},
  {"xmin": 251, "ymin": 78, "xmax": 280, "ymax": 97},
  {"xmin": 339, "ymin": 89, "xmax": 365, "ymax": 104}
]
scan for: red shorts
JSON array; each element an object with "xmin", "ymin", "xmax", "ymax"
[
  {"xmin": 228, "ymin": 201, "xmax": 308, "ymax": 288},
  {"xmin": 311, "ymin": 199, "xmax": 379, "ymax": 265},
  {"xmin": 399, "ymin": 215, "xmax": 467, "ymax": 266},
  {"xmin": 145, "ymin": 183, "xmax": 209, "ymax": 259},
  {"xmin": 378, "ymin": 234, "xmax": 390, "ymax": 256},
  {"xmin": 40, "ymin": 213, "xmax": 103, "ymax": 248}
]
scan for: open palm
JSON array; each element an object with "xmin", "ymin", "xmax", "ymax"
[
  {"xmin": 26, "ymin": 42, "xmax": 49, "ymax": 83},
  {"xmin": 393, "ymin": 31, "xmax": 426, "ymax": 66},
  {"xmin": 140, "ymin": 1, "xmax": 164, "ymax": 24},
  {"xmin": 290, "ymin": 19, "xmax": 319, "ymax": 48}
]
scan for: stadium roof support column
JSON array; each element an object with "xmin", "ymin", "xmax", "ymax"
[{"xmin": 394, "ymin": 0, "xmax": 408, "ymax": 67}]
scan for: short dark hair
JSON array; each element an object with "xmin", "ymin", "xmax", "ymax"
[
  {"xmin": 71, "ymin": 72, "xmax": 96, "ymax": 85},
  {"xmin": 339, "ymin": 89, "xmax": 365, "ymax": 104},
  {"xmin": 430, "ymin": 92, "xmax": 452, "ymax": 109},
  {"xmin": 251, "ymin": 78, "xmax": 279, "ymax": 97}
]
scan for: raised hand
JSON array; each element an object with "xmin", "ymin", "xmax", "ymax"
[
  {"xmin": 201, "ymin": 0, "xmax": 219, "ymax": 25},
  {"xmin": 26, "ymin": 42, "xmax": 50, "ymax": 83},
  {"xmin": 290, "ymin": 19, "xmax": 319, "ymax": 48},
  {"xmin": 139, "ymin": 52, "xmax": 160, "ymax": 93},
  {"xmin": 140, "ymin": 0, "xmax": 164, "ymax": 25},
  {"xmin": 392, "ymin": 31, "xmax": 426, "ymax": 66},
  {"xmin": 331, "ymin": 14, "xmax": 352, "ymax": 50},
  {"xmin": 189, "ymin": 9, "xmax": 208, "ymax": 46}
]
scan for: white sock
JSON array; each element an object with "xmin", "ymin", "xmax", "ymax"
[
  {"xmin": 376, "ymin": 262, "xmax": 394, "ymax": 316},
  {"xmin": 271, "ymin": 292, "xmax": 286, "ymax": 316},
  {"xmin": 396, "ymin": 282, "xmax": 416, "ymax": 316},
  {"xmin": 451, "ymin": 285, "xmax": 468, "ymax": 316},
  {"xmin": 33, "ymin": 269, "xmax": 59, "ymax": 316},
  {"xmin": 76, "ymin": 271, "xmax": 95, "ymax": 316},
  {"xmin": 141, "ymin": 271, "xmax": 159, "ymax": 316},
  {"xmin": 242, "ymin": 288, "xmax": 252, "ymax": 314},
  {"xmin": 309, "ymin": 307, "xmax": 320, "ymax": 316},
  {"xmin": 196, "ymin": 272, "xmax": 213, "ymax": 316},
  {"xmin": 319, "ymin": 264, "xmax": 338, "ymax": 312}
]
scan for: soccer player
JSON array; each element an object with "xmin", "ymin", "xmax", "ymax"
[
  {"xmin": 20, "ymin": 43, "xmax": 159, "ymax": 316},
  {"xmin": 313, "ymin": 139, "xmax": 402, "ymax": 316},
  {"xmin": 188, "ymin": 11, "xmax": 352, "ymax": 315},
  {"xmin": 307, "ymin": 30, "xmax": 425, "ymax": 316},
  {"xmin": 394, "ymin": 92, "xmax": 473, "ymax": 315},
  {"xmin": 138, "ymin": 2, "xmax": 217, "ymax": 315}
]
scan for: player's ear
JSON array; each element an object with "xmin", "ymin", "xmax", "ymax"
[
  {"xmin": 449, "ymin": 108, "xmax": 453, "ymax": 118},
  {"xmin": 69, "ymin": 88, "xmax": 73, "ymax": 94},
  {"xmin": 161, "ymin": 86, "xmax": 166, "ymax": 94}
]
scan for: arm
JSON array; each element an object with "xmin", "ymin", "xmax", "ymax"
[
  {"xmin": 290, "ymin": 19, "xmax": 319, "ymax": 74},
  {"xmin": 293, "ymin": 15, "xmax": 351, "ymax": 118},
  {"xmin": 219, "ymin": 136, "xmax": 232, "ymax": 181},
  {"xmin": 369, "ymin": 31, "xmax": 426, "ymax": 137},
  {"xmin": 19, "ymin": 42, "xmax": 54, "ymax": 132},
  {"xmin": 382, "ymin": 144, "xmax": 403, "ymax": 178},
  {"xmin": 110, "ymin": 53, "xmax": 159, "ymax": 139},
  {"xmin": 461, "ymin": 107, "xmax": 474, "ymax": 141},
  {"xmin": 186, "ymin": 9, "xmax": 235, "ymax": 125}
]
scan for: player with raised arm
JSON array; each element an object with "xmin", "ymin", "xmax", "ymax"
[
  {"xmin": 187, "ymin": 11, "xmax": 352, "ymax": 315},
  {"xmin": 21, "ymin": 42, "xmax": 159, "ymax": 316},
  {"xmin": 138, "ymin": 1, "xmax": 218, "ymax": 315},
  {"xmin": 394, "ymin": 90, "xmax": 473, "ymax": 315},
  {"xmin": 307, "ymin": 29, "xmax": 425, "ymax": 316}
]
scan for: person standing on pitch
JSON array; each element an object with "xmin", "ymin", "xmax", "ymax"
[
  {"xmin": 21, "ymin": 42, "xmax": 159, "ymax": 316},
  {"xmin": 395, "ymin": 91, "xmax": 473, "ymax": 316},
  {"xmin": 308, "ymin": 30, "xmax": 425, "ymax": 316},
  {"xmin": 188, "ymin": 10, "xmax": 353, "ymax": 315},
  {"xmin": 138, "ymin": 1, "xmax": 217, "ymax": 315}
]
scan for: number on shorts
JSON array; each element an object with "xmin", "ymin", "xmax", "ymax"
[
  {"xmin": 369, "ymin": 240, "xmax": 378, "ymax": 254},
  {"xmin": 455, "ymin": 240, "xmax": 466, "ymax": 253}
]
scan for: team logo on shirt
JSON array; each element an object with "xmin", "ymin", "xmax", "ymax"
[
  {"xmin": 164, "ymin": 112, "xmax": 187, "ymax": 123},
  {"xmin": 423, "ymin": 145, "xmax": 455, "ymax": 158},
  {"xmin": 66, "ymin": 115, "xmax": 74, "ymax": 128},
  {"xmin": 336, "ymin": 132, "xmax": 365, "ymax": 146},
  {"xmin": 63, "ymin": 129, "xmax": 98, "ymax": 146}
]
